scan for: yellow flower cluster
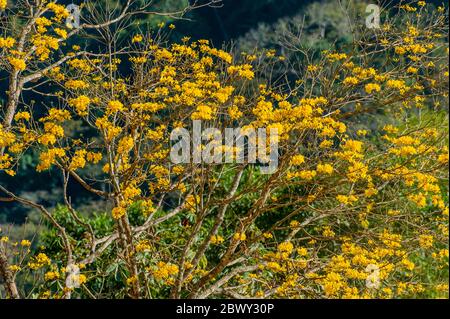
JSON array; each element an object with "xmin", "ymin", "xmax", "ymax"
[
  {"xmin": 36, "ymin": 148, "xmax": 66, "ymax": 172},
  {"xmin": 228, "ymin": 64, "xmax": 255, "ymax": 80},
  {"xmin": 0, "ymin": 36, "xmax": 15, "ymax": 48},
  {"xmin": 69, "ymin": 95, "xmax": 91, "ymax": 116},
  {"xmin": 28, "ymin": 253, "xmax": 51, "ymax": 270},
  {"xmin": 135, "ymin": 240, "xmax": 152, "ymax": 252},
  {"xmin": 8, "ymin": 57, "xmax": 26, "ymax": 71},
  {"xmin": 112, "ymin": 206, "xmax": 126, "ymax": 220}
]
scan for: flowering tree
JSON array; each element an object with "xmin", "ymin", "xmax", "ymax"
[{"xmin": 0, "ymin": 0, "xmax": 449, "ymax": 299}]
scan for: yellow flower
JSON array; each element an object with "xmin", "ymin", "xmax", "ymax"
[
  {"xmin": 28, "ymin": 253, "xmax": 51, "ymax": 270},
  {"xmin": 191, "ymin": 104, "xmax": 213, "ymax": 120},
  {"xmin": 266, "ymin": 261, "xmax": 283, "ymax": 272},
  {"xmin": 327, "ymin": 52, "xmax": 347, "ymax": 61},
  {"xmin": 135, "ymin": 240, "xmax": 151, "ymax": 252},
  {"xmin": 395, "ymin": 46, "xmax": 407, "ymax": 55},
  {"xmin": 14, "ymin": 111, "xmax": 31, "ymax": 122},
  {"xmin": 290, "ymin": 154, "xmax": 305, "ymax": 166},
  {"xmin": 294, "ymin": 170, "xmax": 317, "ymax": 180},
  {"xmin": 152, "ymin": 262, "xmax": 179, "ymax": 281},
  {"xmin": 68, "ymin": 59, "xmax": 93, "ymax": 73},
  {"xmin": 297, "ymin": 248, "xmax": 308, "ymax": 257},
  {"xmin": 65, "ymin": 80, "xmax": 89, "ymax": 90},
  {"xmin": 347, "ymin": 161, "xmax": 368, "ymax": 182},
  {"xmin": 107, "ymin": 100, "xmax": 125, "ymax": 114},
  {"xmin": 69, "ymin": 150, "xmax": 87, "ymax": 171},
  {"xmin": 228, "ymin": 105, "xmax": 243, "ymax": 120},
  {"xmin": 418, "ymin": 234, "xmax": 433, "ymax": 249},
  {"xmin": 44, "ymin": 271, "xmax": 60, "ymax": 281},
  {"xmin": 126, "ymin": 275, "xmax": 138, "ymax": 286},
  {"xmin": 129, "ymin": 56, "xmax": 148, "ymax": 64},
  {"xmin": 68, "ymin": 95, "xmax": 91, "ymax": 116},
  {"xmin": 46, "ymin": 2, "xmax": 69, "ymax": 22},
  {"xmin": 401, "ymin": 258, "xmax": 415, "ymax": 271},
  {"xmin": 78, "ymin": 274, "xmax": 87, "ymax": 285},
  {"xmin": 117, "ymin": 136, "xmax": 134, "ymax": 154},
  {"xmin": 322, "ymin": 226, "xmax": 335, "ymax": 238},
  {"xmin": 290, "ymin": 220, "xmax": 299, "ymax": 228},
  {"xmin": 278, "ymin": 241, "xmax": 294, "ymax": 254},
  {"xmin": 407, "ymin": 66, "xmax": 418, "ymax": 74},
  {"xmin": 8, "ymin": 265, "xmax": 21, "ymax": 272},
  {"xmin": 387, "ymin": 79, "xmax": 407, "ymax": 92},
  {"xmin": 343, "ymin": 77, "xmax": 359, "ymax": 86},
  {"xmin": 263, "ymin": 232, "xmax": 273, "ymax": 239},
  {"xmin": 21, "ymin": 239, "xmax": 31, "ymax": 247},
  {"xmin": 336, "ymin": 194, "xmax": 358, "ymax": 206},
  {"xmin": 342, "ymin": 140, "xmax": 363, "ymax": 153},
  {"xmin": 320, "ymin": 140, "xmax": 333, "ymax": 148},
  {"xmin": 307, "ymin": 64, "xmax": 319, "ymax": 72},
  {"xmin": 36, "ymin": 148, "xmax": 66, "ymax": 171},
  {"xmin": 317, "ymin": 163, "xmax": 333, "ymax": 175},
  {"xmin": 266, "ymin": 49, "xmax": 276, "ymax": 58},
  {"xmin": 8, "ymin": 57, "xmax": 26, "ymax": 71},
  {"xmin": 86, "ymin": 152, "xmax": 102, "ymax": 164},
  {"xmin": 210, "ymin": 235, "xmax": 224, "ymax": 245},
  {"xmin": 228, "ymin": 64, "xmax": 254, "ymax": 80},
  {"xmin": 357, "ymin": 130, "xmax": 368, "ymax": 136},
  {"xmin": 0, "ymin": 36, "xmax": 15, "ymax": 48},
  {"xmin": 233, "ymin": 233, "xmax": 247, "ymax": 241},
  {"xmin": 321, "ymin": 272, "xmax": 344, "ymax": 296},
  {"xmin": 54, "ymin": 28, "xmax": 68, "ymax": 39},
  {"xmin": 408, "ymin": 193, "xmax": 427, "ymax": 208},
  {"xmin": 0, "ymin": 0, "xmax": 7, "ymax": 10},
  {"xmin": 437, "ymin": 153, "xmax": 448, "ymax": 164}
]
